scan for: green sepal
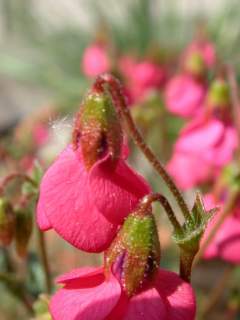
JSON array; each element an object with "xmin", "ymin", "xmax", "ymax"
[{"xmin": 173, "ymin": 192, "xmax": 218, "ymax": 252}]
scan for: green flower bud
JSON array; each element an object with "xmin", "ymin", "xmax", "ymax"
[
  {"xmin": 207, "ymin": 79, "xmax": 230, "ymax": 110},
  {"xmin": 73, "ymin": 91, "xmax": 122, "ymax": 170},
  {"xmin": 184, "ymin": 52, "xmax": 206, "ymax": 78},
  {"xmin": 105, "ymin": 205, "xmax": 160, "ymax": 297},
  {"xmin": 15, "ymin": 208, "xmax": 33, "ymax": 258},
  {"xmin": 0, "ymin": 198, "xmax": 15, "ymax": 246}
]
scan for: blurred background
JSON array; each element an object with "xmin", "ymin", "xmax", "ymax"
[{"xmin": 0, "ymin": 0, "xmax": 240, "ymax": 319}]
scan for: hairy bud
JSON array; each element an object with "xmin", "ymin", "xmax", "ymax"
[{"xmin": 105, "ymin": 204, "xmax": 160, "ymax": 297}]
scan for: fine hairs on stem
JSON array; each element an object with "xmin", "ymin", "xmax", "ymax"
[{"xmin": 93, "ymin": 74, "xmax": 192, "ymax": 223}]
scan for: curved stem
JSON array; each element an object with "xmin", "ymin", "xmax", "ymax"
[
  {"xmin": 140, "ymin": 193, "xmax": 182, "ymax": 233},
  {"xmin": 94, "ymin": 74, "xmax": 192, "ymax": 222},
  {"xmin": 194, "ymin": 190, "xmax": 238, "ymax": 266},
  {"xmin": 37, "ymin": 229, "xmax": 52, "ymax": 294},
  {"xmin": 0, "ymin": 172, "xmax": 37, "ymax": 194}
]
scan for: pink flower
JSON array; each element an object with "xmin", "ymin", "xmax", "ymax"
[
  {"xmin": 50, "ymin": 267, "xmax": 196, "ymax": 320},
  {"xmin": 165, "ymin": 74, "xmax": 205, "ymax": 118},
  {"xmin": 33, "ymin": 123, "xmax": 49, "ymax": 146},
  {"xmin": 120, "ymin": 57, "xmax": 166, "ymax": 104},
  {"xmin": 202, "ymin": 194, "xmax": 240, "ymax": 264},
  {"xmin": 37, "ymin": 145, "xmax": 150, "ymax": 252},
  {"xmin": 82, "ymin": 44, "xmax": 110, "ymax": 77},
  {"xmin": 167, "ymin": 116, "xmax": 238, "ymax": 189},
  {"xmin": 184, "ymin": 40, "xmax": 216, "ymax": 68}
]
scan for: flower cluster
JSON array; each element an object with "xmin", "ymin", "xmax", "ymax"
[{"xmin": 36, "ymin": 75, "xmax": 198, "ymax": 319}]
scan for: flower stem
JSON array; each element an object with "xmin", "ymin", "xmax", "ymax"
[
  {"xmin": 227, "ymin": 65, "xmax": 240, "ymax": 145},
  {"xmin": 37, "ymin": 228, "xmax": 52, "ymax": 294},
  {"xmin": 194, "ymin": 190, "xmax": 238, "ymax": 265},
  {"xmin": 179, "ymin": 247, "xmax": 197, "ymax": 283},
  {"xmin": 0, "ymin": 172, "xmax": 37, "ymax": 194},
  {"xmin": 94, "ymin": 74, "xmax": 192, "ymax": 222},
  {"xmin": 140, "ymin": 193, "xmax": 182, "ymax": 232}
]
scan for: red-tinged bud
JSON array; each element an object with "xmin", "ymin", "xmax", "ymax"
[
  {"xmin": 207, "ymin": 79, "xmax": 230, "ymax": 110},
  {"xmin": 73, "ymin": 90, "xmax": 123, "ymax": 170},
  {"xmin": 105, "ymin": 200, "xmax": 160, "ymax": 297},
  {"xmin": 0, "ymin": 198, "xmax": 15, "ymax": 246},
  {"xmin": 184, "ymin": 52, "xmax": 206, "ymax": 78},
  {"xmin": 15, "ymin": 208, "xmax": 33, "ymax": 258}
]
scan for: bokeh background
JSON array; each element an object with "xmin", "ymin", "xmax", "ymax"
[{"xmin": 0, "ymin": 0, "xmax": 240, "ymax": 319}]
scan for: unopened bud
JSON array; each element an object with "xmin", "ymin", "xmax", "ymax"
[
  {"xmin": 184, "ymin": 52, "xmax": 206, "ymax": 78},
  {"xmin": 15, "ymin": 208, "xmax": 33, "ymax": 258},
  {"xmin": 207, "ymin": 79, "xmax": 230, "ymax": 110},
  {"xmin": 105, "ymin": 205, "xmax": 160, "ymax": 297},
  {"xmin": 73, "ymin": 91, "xmax": 122, "ymax": 170},
  {"xmin": 0, "ymin": 198, "xmax": 15, "ymax": 246}
]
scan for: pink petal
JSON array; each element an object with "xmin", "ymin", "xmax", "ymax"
[
  {"xmin": 37, "ymin": 146, "xmax": 118, "ymax": 252},
  {"xmin": 165, "ymin": 75, "xmax": 205, "ymax": 117},
  {"xmin": 176, "ymin": 119, "xmax": 224, "ymax": 153},
  {"xmin": 56, "ymin": 267, "xmax": 104, "ymax": 286},
  {"xmin": 50, "ymin": 272, "xmax": 121, "ymax": 320},
  {"xmin": 123, "ymin": 287, "xmax": 167, "ymax": 320},
  {"xmin": 82, "ymin": 44, "xmax": 110, "ymax": 77},
  {"xmin": 155, "ymin": 269, "xmax": 196, "ymax": 320},
  {"xmin": 89, "ymin": 156, "xmax": 151, "ymax": 224},
  {"xmin": 36, "ymin": 200, "xmax": 51, "ymax": 231},
  {"xmin": 167, "ymin": 152, "xmax": 211, "ymax": 190}
]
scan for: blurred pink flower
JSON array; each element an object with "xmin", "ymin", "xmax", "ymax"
[
  {"xmin": 82, "ymin": 44, "xmax": 110, "ymax": 77},
  {"xmin": 120, "ymin": 57, "xmax": 166, "ymax": 104},
  {"xmin": 167, "ymin": 116, "xmax": 238, "ymax": 189},
  {"xmin": 165, "ymin": 74, "xmax": 205, "ymax": 117},
  {"xmin": 37, "ymin": 145, "xmax": 150, "ymax": 252},
  {"xmin": 202, "ymin": 194, "xmax": 240, "ymax": 264},
  {"xmin": 50, "ymin": 267, "xmax": 196, "ymax": 320},
  {"xmin": 184, "ymin": 40, "xmax": 216, "ymax": 68},
  {"xmin": 33, "ymin": 123, "xmax": 49, "ymax": 146}
]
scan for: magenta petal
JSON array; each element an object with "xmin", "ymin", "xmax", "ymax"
[
  {"xmin": 89, "ymin": 157, "xmax": 151, "ymax": 224},
  {"xmin": 36, "ymin": 200, "xmax": 51, "ymax": 231},
  {"xmin": 50, "ymin": 272, "xmax": 121, "ymax": 320},
  {"xmin": 176, "ymin": 119, "xmax": 224, "ymax": 152},
  {"xmin": 123, "ymin": 287, "xmax": 167, "ymax": 320},
  {"xmin": 37, "ymin": 146, "xmax": 118, "ymax": 252},
  {"xmin": 56, "ymin": 267, "xmax": 104, "ymax": 286},
  {"xmin": 155, "ymin": 269, "xmax": 196, "ymax": 320}
]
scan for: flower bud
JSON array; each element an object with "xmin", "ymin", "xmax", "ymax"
[
  {"xmin": 184, "ymin": 52, "xmax": 206, "ymax": 78},
  {"xmin": 207, "ymin": 79, "xmax": 230, "ymax": 110},
  {"xmin": 105, "ymin": 204, "xmax": 160, "ymax": 297},
  {"xmin": 0, "ymin": 198, "xmax": 15, "ymax": 246},
  {"xmin": 15, "ymin": 208, "xmax": 33, "ymax": 258},
  {"xmin": 73, "ymin": 91, "xmax": 123, "ymax": 170}
]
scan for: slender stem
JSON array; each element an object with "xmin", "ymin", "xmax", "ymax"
[
  {"xmin": 0, "ymin": 172, "xmax": 37, "ymax": 194},
  {"xmin": 194, "ymin": 190, "xmax": 238, "ymax": 265},
  {"xmin": 201, "ymin": 264, "xmax": 235, "ymax": 318},
  {"xmin": 179, "ymin": 247, "xmax": 196, "ymax": 283},
  {"xmin": 140, "ymin": 193, "xmax": 182, "ymax": 232},
  {"xmin": 227, "ymin": 66, "xmax": 240, "ymax": 145},
  {"xmin": 94, "ymin": 74, "xmax": 192, "ymax": 222},
  {"xmin": 37, "ymin": 228, "xmax": 52, "ymax": 294}
]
